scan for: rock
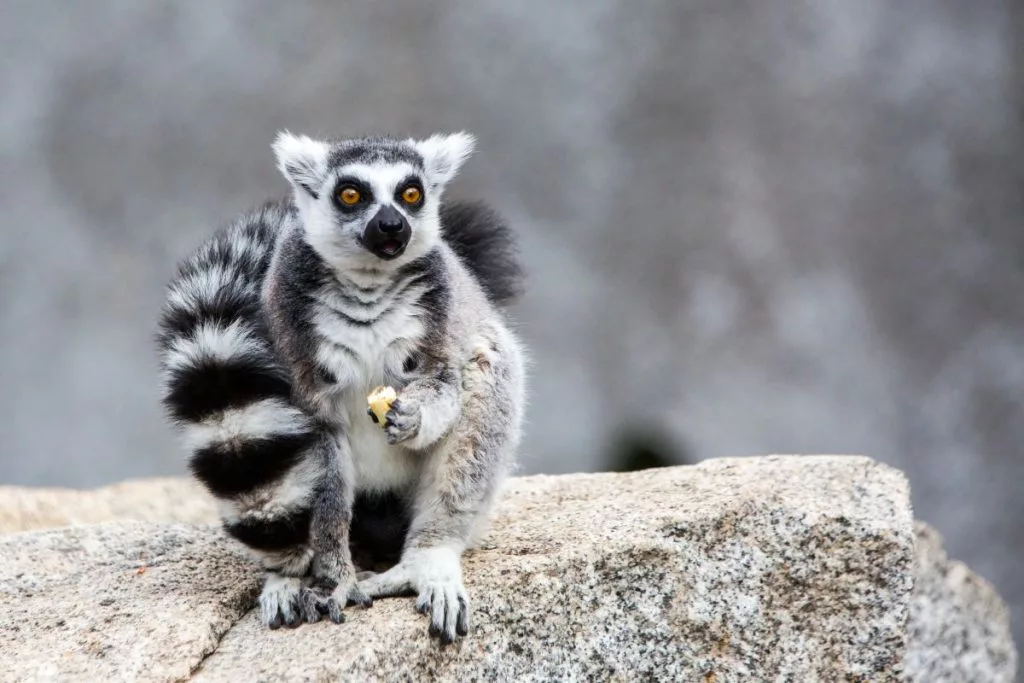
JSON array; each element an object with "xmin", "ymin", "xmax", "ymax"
[
  {"xmin": 0, "ymin": 522, "xmax": 259, "ymax": 682},
  {"xmin": 195, "ymin": 455, "xmax": 916, "ymax": 682},
  {"xmin": 0, "ymin": 478, "xmax": 216, "ymax": 534},
  {"xmin": 904, "ymin": 522, "xmax": 1017, "ymax": 682},
  {"xmin": 0, "ymin": 455, "xmax": 1015, "ymax": 681}
]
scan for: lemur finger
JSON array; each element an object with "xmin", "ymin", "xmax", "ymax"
[
  {"xmin": 456, "ymin": 594, "xmax": 470, "ymax": 636},
  {"xmin": 441, "ymin": 585, "xmax": 460, "ymax": 644},
  {"xmin": 389, "ymin": 399, "xmax": 420, "ymax": 421},
  {"xmin": 428, "ymin": 609, "xmax": 442, "ymax": 638},
  {"xmin": 366, "ymin": 406, "xmax": 379, "ymax": 424},
  {"xmin": 416, "ymin": 587, "xmax": 434, "ymax": 615},
  {"xmin": 384, "ymin": 419, "xmax": 418, "ymax": 445},
  {"xmin": 429, "ymin": 590, "xmax": 449, "ymax": 640}
]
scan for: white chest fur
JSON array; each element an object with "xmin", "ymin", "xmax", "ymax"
[
  {"xmin": 312, "ymin": 300, "xmax": 424, "ymax": 387},
  {"xmin": 311, "ymin": 286, "xmax": 426, "ymax": 492}
]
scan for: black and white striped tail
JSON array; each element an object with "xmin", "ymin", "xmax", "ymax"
[
  {"xmin": 157, "ymin": 202, "xmax": 317, "ymax": 555},
  {"xmin": 439, "ymin": 200, "xmax": 523, "ymax": 307}
]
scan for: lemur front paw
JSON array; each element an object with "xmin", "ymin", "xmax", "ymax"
[
  {"xmin": 356, "ymin": 547, "xmax": 469, "ymax": 644},
  {"xmin": 378, "ymin": 397, "xmax": 422, "ymax": 445},
  {"xmin": 297, "ymin": 575, "xmax": 373, "ymax": 625}
]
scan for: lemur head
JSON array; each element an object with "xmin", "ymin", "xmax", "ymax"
[{"xmin": 272, "ymin": 131, "xmax": 475, "ymax": 269}]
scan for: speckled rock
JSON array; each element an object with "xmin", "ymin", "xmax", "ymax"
[
  {"xmin": 0, "ymin": 456, "xmax": 1015, "ymax": 682},
  {"xmin": 0, "ymin": 522, "xmax": 259, "ymax": 682},
  {"xmin": 196, "ymin": 456, "xmax": 916, "ymax": 681},
  {"xmin": 904, "ymin": 522, "xmax": 1017, "ymax": 682},
  {"xmin": 0, "ymin": 478, "xmax": 216, "ymax": 534}
]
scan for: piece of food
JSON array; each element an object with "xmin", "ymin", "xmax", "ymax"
[{"xmin": 367, "ymin": 385, "xmax": 397, "ymax": 426}]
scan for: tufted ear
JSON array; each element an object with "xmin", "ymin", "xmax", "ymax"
[
  {"xmin": 272, "ymin": 130, "xmax": 330, "ymax": 199},
  {"xmin": 411, "ymin": 132, "xmax": 476, "ymax": 186}
]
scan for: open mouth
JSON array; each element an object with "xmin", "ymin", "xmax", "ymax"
[
  {"xmin": 367, "ymin": 236, "xmax": 408, "ymax": 260},
  {"xmin": 380, "ymin": 240, "xmax": 404, "ymax": 257}
]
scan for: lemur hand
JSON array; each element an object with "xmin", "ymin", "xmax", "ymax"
[{"xmin": 381, "ymin": 396, "xmax": 422, "ymax": 445}]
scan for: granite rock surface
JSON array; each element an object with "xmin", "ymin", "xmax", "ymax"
[
  {"xmin": 0, "ymin": 456, "xmax": 1015, "ymax": 681},
  {"xmin": 904, "ymin": 521, "xmax": 1017, "ymax": 682}
]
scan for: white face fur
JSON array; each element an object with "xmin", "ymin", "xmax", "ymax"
[{"xmin": 272, "ymin": 131, "xmax": 475, "ymax": 272}]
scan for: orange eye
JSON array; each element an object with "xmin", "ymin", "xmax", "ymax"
[
  {"xmin": 402, "ymin": 186, "xmax": 422, "ymax": 204},
  {"xmin": 338, "ymin": 187, "xmax": 361, "ymax": 205}
]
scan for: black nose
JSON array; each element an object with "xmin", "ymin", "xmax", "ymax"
[
  {"xmin": 369, "ymin": 205, "xmax": 406, "ymax": 234},
  {"xmin": 379, "ymin": 217, "xmax": 403, "ymax": 234},
  {"xmin": 362, "ymin": 205, "xmax": 412, "ymax": 260}
]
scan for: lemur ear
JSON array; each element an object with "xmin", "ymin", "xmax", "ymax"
[
  {"xmin": 272, "ymin": 131, "xmax": 330, "ymax": 199},
  {"xmin": 412, "ymin": 132, "xmax": 476, "ymax": 186}
]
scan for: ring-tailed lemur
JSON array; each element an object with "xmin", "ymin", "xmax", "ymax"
[{"xmin": 157, "ymin": 131, "xmax": 526, "ymax": 643}]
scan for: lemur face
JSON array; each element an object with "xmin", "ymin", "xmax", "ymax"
[
  {"xmin": 329, "ymin": 160, "xmax": 425, "ymax": 262},
  {"xmin": 273, "ymin": 131, "xmax": 475, "ymax": 269}
]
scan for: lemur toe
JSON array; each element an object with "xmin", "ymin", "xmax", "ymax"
[
  {"xmin": 325, "ymin": 597, "xmax": 345, "ymax": 624},
  {"xmin": 298, "ymin": 588, "xmax": 323, "ymax": 624},
  {"xmin": 283, "ymin": 608, "xmax": 303, "ymax": 628}
]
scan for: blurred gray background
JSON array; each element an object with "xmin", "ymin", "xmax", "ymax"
[{"xmin": 2, "ymin": 0, "xmax": 1022, "ymax": 653}]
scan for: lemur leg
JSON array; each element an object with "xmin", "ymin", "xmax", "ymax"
[
  {"xmin": 358, "ymin": 345, "xmax": 518, "ymax": 643},
  {"xmin": 298, "ymin": 431, "xmax": 372, "ymax": 623},
  {"xmin": 243, "ymin": 431, "xmax": 368, "ymax": 628}
]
